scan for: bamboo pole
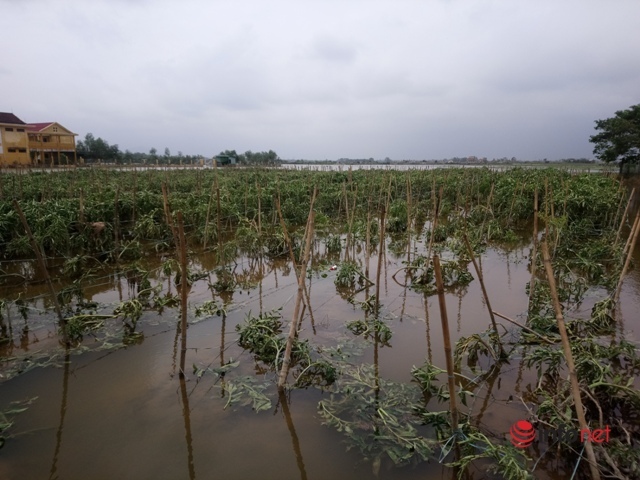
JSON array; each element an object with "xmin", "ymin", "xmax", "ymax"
[
  {"xmin": 162, "ymin": 182, "xmax": 179, "ymax": 247},
  {"xmin": 614, "ymin": 211, "xmax": 640, "ymax": 303},
  {"xmin": 615, "ymin": 187, "xmax": 635, "ymax": 246},
  {"xmin": 375, "ymin": 206, "xmax": 386, "ymax": 315},
  {"xmin": 177, "ymin": 212, "xmax": 190, "ymax": 377},
  {"xmin": 79, "ymin": 188, "xmax": 85, "ymax": 225},
  {"xmin": 622, "ymin": 211, "xmax": 640, "ymax": 260},
  {"xmin": 527, "ymin": 188, "xmax": 539, "ymax": 314},
  {"xmin": 433, "ymin": 255, "xmax": 459, "ymax": 434},
  {"xmin": 541, "ymin": 241, "xmax": 601, "ymax": 480},
  {"xmin": 492, "ymin": 310, "xmax": 555, "ymax": 344},
  {"xmin": 257, "ymin": 181, "xmax": 262, "ymax": 235},
  {"xmin": 13, "ymin": 199, "xmax": 66, "ymax": 338},
  {"xmin": 462, "ymin": 234, "xmax": 505, "ymax": 358},
  {"xmin": 203, "ymin": 181, "xmax": 215, "ymax": 250},
  {"xmin": 406, "ymin": 174, "xmax": 412, "ymax": 264},
  {"xmin": 277, "ymin": 200, "xmax": 316, "ymax": 391},
  {"xmin": 365, "ymin": 197, "xmax": 372, "ymax": 278},
  {"xmin": 113, "ymin": 186, "xmax": 120, "ymax": 252}
]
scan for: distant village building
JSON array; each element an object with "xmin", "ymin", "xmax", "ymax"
[
  {"xmin": 27, "ymin": 122, "xmax": 77, "ymax": 165},
  {"xmin": 0, "ymin": 112, "xmax": 30, "ymax": 165},
  {"xmin": 0, "ymin": 112, "xmax": 77, "ymax": 167}
]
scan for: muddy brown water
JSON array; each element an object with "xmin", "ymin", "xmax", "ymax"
[{"xmin": 1, "ymin": 232, "xmax": 639, "ymax": 480}]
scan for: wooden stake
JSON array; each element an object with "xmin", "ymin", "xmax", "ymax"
[
  {"xmin": 113, "ymin": 186, "xmax": 120, "ymax": 252},
  {"xmin": 277, "ymin": 196, "xmax": 316, "ymax": 391},
  {"xmin": 203, "ymin": 181, "xmax": 215, "ymax": 250},
  {"xmin": 622, "ymin": 211, "xmax": 640, "ymax": 260},
  {"xmin": 462, "ymin": 234, "xmax": 505, "ymax": 358},
  {"xmin": 433, "ymin": 255, "xmax": 459, "ymax": 434},
  {"xmin": 162, "ymin": 182, "xmax": 179, "ymax": 247},
  {"xmin": 528, "ymin": 188, "xmax": 539, "ymax": 314},
  {"xmin": 375, "ymin": 206, "xmax": 386, "ymax": 315},
  {"xmin": 13, "ymin": 199, "xmax": 66, "ymax": 339},
  {"xmin": 177, "ymin": 212, "xmax": 190, "ymax": 378},
  {"xmin": 615, "ymin": 187, "xmax": 635, "ymax": 246},
  {"xmin": 541, "ymin": 241, "xmax": 601, "ymax": 480},
  {"xmin": 614, "ymin": 211, "xmax": 640, "ymax": 303}
]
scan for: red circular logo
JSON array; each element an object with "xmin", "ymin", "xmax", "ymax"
[{"xmin": 510, "ymin": 420, "xmax": 536, "ymax": 448}]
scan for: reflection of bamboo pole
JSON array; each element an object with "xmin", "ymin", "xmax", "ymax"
[
  {"xmin": 541, "ymin": 241, "xmax": 601, "ymax": 480},
  {"xmin": 462, "ymin": 234, "xmax": 505, "ymax": 358},
  {"xmin": 278, "ymin": 390, "xmax": 308, "ymax": 480},
  {"xmin": 614, "ymin": 211, "xmax": 640, "ymax": 303},
  {"xmin": 179, "ymin": 375, "xmax": 196, "ymax": 480},
  {"xmin": 49, "ymin": 350, "xmax": 70, "ymax": 479},
  {"xmin": 278, "ymin": 194, "xmax": 316, "ymax": 391},
  {"xmin": 433, "ymin": 255, "xmax": 459, "ymax": 434}
]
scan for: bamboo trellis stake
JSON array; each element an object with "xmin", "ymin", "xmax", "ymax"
[
  {"xmin": 615, "ymin": 187, "xmax": 635, "ymax": 246},
  {"xmin": 527, "ymin": 188, "xmax": 539, "ymax": 314},
  {"xmin": 277, "ymin": 198, "xmax": 316, "ymax": 391},
  {"xmin": 162, "ymin": 182, "xmax": 179, "ymax": 248},
  {"xmin": 621, "ymin": 211, "xmax": 640, "ymax": 260},
  {"xmin": 614, "ymin": 210, "xmax": 640, "ymax": 303},
  {"xmin": 13, "ymin": 199, "xmax": 66, "ymax": 340},
  {"xmin": 462, "ymin": 234, "xmax": 505, "ymax": 358},
  {"xmin": 177, "ymin": 212, "xmax": 190, "ymax": 378},
  {"xmin": 203, "ymin": 181, "xmax": 215, "ymax": 250},
  {"xmin": 375, "ymin": 206, "xmax": 386, "ymax": 315},
  {"xmin": 541, "ymin": 241, "xmax": 601, "ymax": 480},
  {"xmin": 433, "ymin": 255, "xmax": 459, "ymax": 434},
  {"xmin": 113, "ymin": 186, "xmax": 120, "ymax": 252}
]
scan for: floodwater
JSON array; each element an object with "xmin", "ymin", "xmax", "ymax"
[{"xmin": 1, "ymin": 228, "xmax": 638, "ymax": 480}]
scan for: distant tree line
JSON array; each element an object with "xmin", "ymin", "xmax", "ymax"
[
  {"xmin": 216, "ymin": 149, "xmax": 281, "ymax": 165},
  {"xmin": 76, "ymin": 133, "xmax": 280, "ymax": 166},
  {"xmin": 76, "ymin": 133, "xmax": 202, "ymax": 165}
]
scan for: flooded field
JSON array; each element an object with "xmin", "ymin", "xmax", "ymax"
[{"xmin": 1, "ymin": 167, "xmax": 638, "ymax": 479}]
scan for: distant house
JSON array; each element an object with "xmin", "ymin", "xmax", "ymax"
[
  {"xmin": 215, "ymin": 154, "xmax": 236, "ymax": 166},
  {"xmin": 0, "ymin": 113, "xmax": 78, "ymax": 166},
  {"xmin": 0, "ymin": 112, "xmax": 30, "ymax": 166},
  {"xmin": 27, "ymin": 121, "xmax": 77, "ymax": 165}
]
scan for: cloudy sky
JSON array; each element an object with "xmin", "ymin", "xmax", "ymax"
[{"xmin": 2, "ymin": 0, "xmax": 639, "ymax": 160}]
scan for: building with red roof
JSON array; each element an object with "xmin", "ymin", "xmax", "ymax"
[{"xmin": 26, "ymin": 121, "xmax": 77, "ymax": 165}]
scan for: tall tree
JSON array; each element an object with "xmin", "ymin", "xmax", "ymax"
[{"xmin": 590, "ymin": 104, "xmax": 640, "ymax": 174}]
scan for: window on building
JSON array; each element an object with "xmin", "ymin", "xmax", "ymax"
[
  {"xmin": 5, "ymin": 128, "xmax": 14, "ymax": 132},
  {"xmin": 53, "ymin": 127, "xmax": 58, "ymax": 132},
  {"xmin": 8, "ymin": 147, "xmax": 17, "ymax": 152},
  {"xmin": 18, "ymin": 148, "xmax": 27, "ymax": 153},
  {"xmin": 17, "ymin": 128, "xmax": 25, "ymax": 132}
]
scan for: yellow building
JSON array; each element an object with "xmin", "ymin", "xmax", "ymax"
[
  {"xmin": 0, "ymin": 112, "xmax": 30, "ymax": 166},
  {"xmin": 27, "ymin": 122, "xmax": 77, "ymax": 165}
]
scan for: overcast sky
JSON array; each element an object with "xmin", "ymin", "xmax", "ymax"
[{"xmin": 2, "ymin": 0, "xmax": 639, "ymax": 160}]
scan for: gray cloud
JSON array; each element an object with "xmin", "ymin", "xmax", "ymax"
[{"xmin": 2, "ymin": 0, "xmax": 639, "ymax": 160}]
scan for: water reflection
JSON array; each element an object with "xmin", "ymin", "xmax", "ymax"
[
  {"xmin": 278, "ymin": 391, "xmax": 307, "ymax": 480},
  {"xmin": 49, "ymin": 349, "xmax": 70, "ymax": 480}
]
